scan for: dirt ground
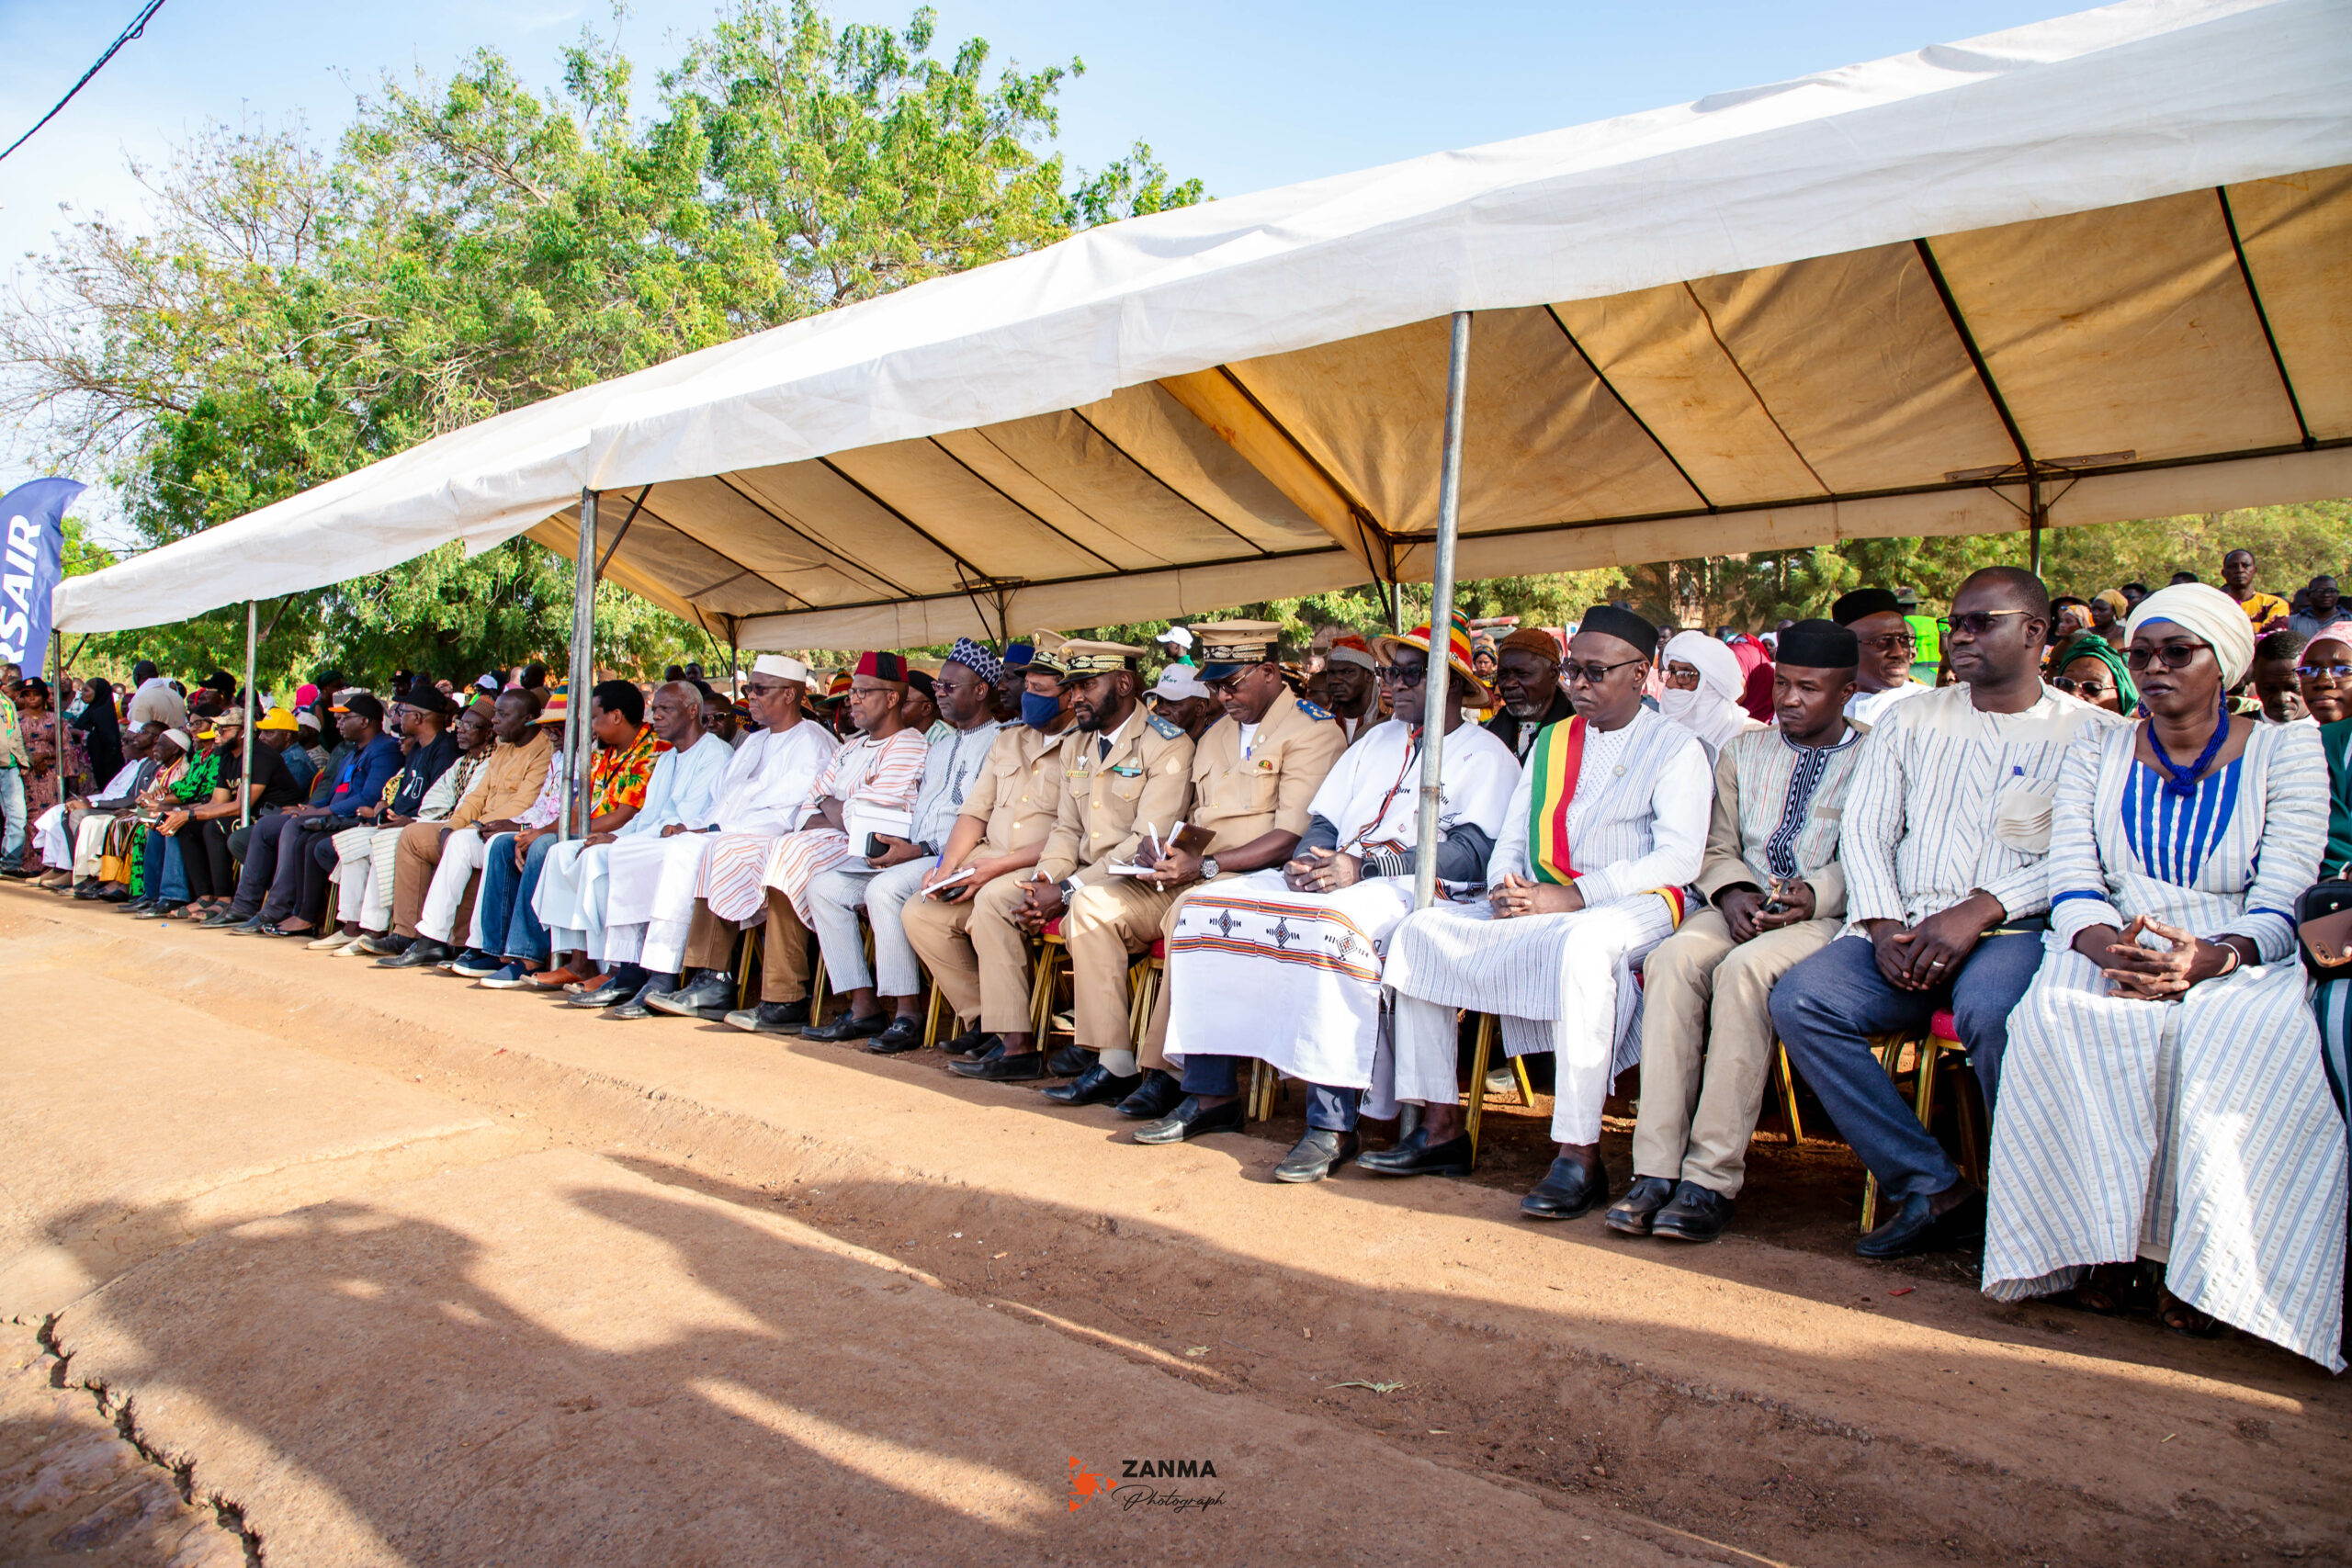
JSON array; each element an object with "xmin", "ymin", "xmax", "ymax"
[{"xmin": 4, "ymin": 887, "xmax": 2346, "ymax": 1566}]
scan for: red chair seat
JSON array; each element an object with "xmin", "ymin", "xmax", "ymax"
[
  {"xmin": 1148, "ymin": 938, "xmax": 1166, "ymax": 960},
  {"xmin": 1930, "ymin": 1010, "xmax": 1959, "ymax": 1042},
  {"xmin": 1041, "ymin": 917, "xmax": 1065, "ymax": 939}
]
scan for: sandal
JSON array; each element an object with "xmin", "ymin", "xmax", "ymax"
[
  {"xmin": 2158, "ymin": 1287, "xmax": 2221, "ymax": 1338},
  {"xmin": 2052, "ymin": 1261, "xmax": 2153, "ymax": 1316}
]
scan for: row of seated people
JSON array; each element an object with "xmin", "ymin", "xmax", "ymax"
[{"xmin": 45, "ymin": 576, "xmax": 2348, "ymax": 1372}]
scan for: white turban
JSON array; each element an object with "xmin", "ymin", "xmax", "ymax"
[
  {"xmin": 1659, "ymin": 631, "xmax": 1752, "ymax": 760},
  {"xmin": 2124, "ymin": 583, "xmax": 2257, "ymax": 688}
]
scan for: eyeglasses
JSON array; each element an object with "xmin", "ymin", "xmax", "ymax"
[
  {"xmin": 1377, "ymin": 664, "xmax": 1427, "ymax": 687},
  {"xmin": 2123, "ymin": 641, "xmax": 2208, "ymax": 672},
  {"xmin": 2050, "ymin": 675, "xmax": 2114, "ymax": 696},
  {"xmin": 1563, "ymin": 656, "xmax": 1648, "ymax": 686},
  {"xmin": 1947, "ymin": 610, "xmax": 2031, "ymax": 637},
  {"xmin": 2297, "ymin": 662, "xmax": 2352, "ymax": 682},
  {"xmin": 1859, "ymin": 633, "xmax": 1917, "ymax": 654},
  {"xmin": 1662, "ymin": 665, "xmax": 1703, "ymax": 690}
]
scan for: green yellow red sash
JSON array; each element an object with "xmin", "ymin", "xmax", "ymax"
[{"xmin": 1521, "ymin": 715, "xmax": 1687, "ymax": 925}]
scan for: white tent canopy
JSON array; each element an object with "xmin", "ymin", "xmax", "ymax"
[{"xmin": 53, "ymin": 0, "xmax": 2352, "ymax": 647}]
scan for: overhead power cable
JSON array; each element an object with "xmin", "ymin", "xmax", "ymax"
[{"xmin": 0, "ymin": 0, "xmax": 171, "ymax": 166}]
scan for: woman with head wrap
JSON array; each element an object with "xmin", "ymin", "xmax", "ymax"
[
  {"xmin": 71, "ymin": 678, "xmax": 123, "ymax": 795},
  {"xmin": 2049, "ymin": 633, "xmax": 2136, "ymax": 715},
  {"xmin": 1657, "ymin": 631, "xmax": 1760, "ymax": 763},
  {"xmin": 1983, "ymin": 583, "xmax": 2343, "ymax": 1368}
]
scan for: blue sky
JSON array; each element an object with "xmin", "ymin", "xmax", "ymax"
[{"xmin": 2, "ymin": 0, "xmax": 2070, "ymax": 266}]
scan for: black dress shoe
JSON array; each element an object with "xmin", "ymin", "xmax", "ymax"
[
  {"xmin": 220, "ymin": 915, "xmax": 270, "ymax": 936},
  {"xmin": 1040, "ymin": 1062, "xmax": 1143, "ymax": 1106},
  {"xmin": 1045, "ymin": 1043, "xmax": 1096, "ymax": 1077},
  {"xmin": 1653, "ymin": 1180, "xmax": 1735, "ymax": 1243},
  {"xmin": 255, "ymin": 920, "xmax": 312, "ymax": 939},
  {"xmin": 942, "ymin": 1025, "xmax": 989, "ymax": 1057},
  {"xmin": 1114, "ymin": 1068, "xmax": 1182, "ymax": 1121},
  {"xmin": 863, "ymin": 1017, "xmax": 925, "ymax": 1055},
  {"xmin": 604, "ymin": 979, "xmax": 667, "ymax": 1020},
  {"xmin": 1521, "ymin": 1155, "xmax": 1610, "ymax": 1221},
  {"xmin": 377, "ymin": 937, "xmax": 453, "ymax": 969},
  {"xmin": 1604, "ymin": 1176, "xmax": 1679, "ymax": 1236},
  {"xmin": 73, "ymin": 884, "xmax": 102, "ymax": 901},
  {"xmin": 199, "ymin": 907, "xmax": 248, "ymax": 928},
  {"xmin": 723, "ymin": 1001, "xmax": 810, "ymax": 1034},
  {"xmin": 1133, "ymin": 1095, "xmax": 1246, "ymax": 1145},
  {"xmin": 646, "ymin": 972, "xmax": 737, "ymax": 1021},
  {"xmin": 131, "ymin": 902, "xmax": 187, "ymax": 921},
  {"xmin": 953, "ymin": 1048, "xmax": 1046, "ymax": 1082},
  {"xmin": 1358, "ymin": 1126, "xmax": 1475, "ymax": 1178},
  {"xmin": 1274, "ymin": 1128, "xmax": 1360, "ymax": 1183},
  {"xmin": 803, "ymin": 1010, "xmax": 887, "ymax": 1042},
  {"xmin": 1857, "ymin": 1185, "xmax": 1984, "ymax": 1260}
]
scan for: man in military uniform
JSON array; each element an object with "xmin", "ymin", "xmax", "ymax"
[
  {"xmin": 902, "ymin": 646, "xmax": 1073, "ymax": 1052},
  {"xmin": 1064, "ymin": 622, "xmax": 1349, "ymax": 1117},
  {"xmin": 952, "ymin": 641, "xmax": 1193, "ymax": 1084}
]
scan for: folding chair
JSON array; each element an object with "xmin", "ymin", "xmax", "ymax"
[{"xmin": 1858, "ymin": 1010, "xmax": 1982, "ymax": 1232}]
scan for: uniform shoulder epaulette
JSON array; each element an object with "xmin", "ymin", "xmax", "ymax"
[
  {"xmin": 1295, "ymin": 698, "xmax": 1334, "ymax": 721},
  {"xmin": 1146, "ymin": 713, "xmax": 1184, "ymax": 740}
]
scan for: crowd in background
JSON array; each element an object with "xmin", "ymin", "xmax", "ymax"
[{"xmin": 3, "ymin": 545, "xmax": 2347, "ymax": 1374}]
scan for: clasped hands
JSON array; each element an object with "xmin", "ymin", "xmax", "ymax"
[
  {"xmin": 1283, "ymin": 845, "xmax": 1362, "ymax": 894},
  {"xmin": 1715, "ymin": 879, "xmax": 1816, "ymax": 942},
  {"xmin": 1488, "ymin": 873, "xmax": 1582, "ymax": 919},
  {"xmin": 2077, "ymin": 915, "xmax": 2241, "ymax": 1000}
]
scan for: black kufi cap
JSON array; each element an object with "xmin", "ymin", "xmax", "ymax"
[
  {"xmin": 1775, "ymin": 618, "xmax": 1859, "ymax": 669},
  {"xmin": 1831, "ymin": 588, "xmax": 1905, "ymax": 625},
  {"xmin": 1577, "ymin": 604, "xmax": 1660, "ymax": 660}
]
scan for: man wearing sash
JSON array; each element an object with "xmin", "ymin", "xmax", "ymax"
[
  {"xmin": 1151, "ymin": 614, "xmax": 1519, "ymax": 1179},
  {"xmin": 1369, "ymin": 607, "xmax": 1713, "ymax": 1222},
  {"xmin": 1608, "ymin": 621, "xmax": 1866, "ymax": 1242}
]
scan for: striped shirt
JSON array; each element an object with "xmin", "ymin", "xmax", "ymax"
[
  {"xmin": 1488, "ymin": 706, "xmax": 1711, "ymax": 907},
  {"xmin": 1696, "ymin": 721, "xmax": 1868, "ymax": 913},
  {"xmin": 911, "ymin": 719, "xmax": 1003, "ymax": 852},
  {"xmin": 1841, "ymin": 682, "xmax": 2129, "ymax": 931}
]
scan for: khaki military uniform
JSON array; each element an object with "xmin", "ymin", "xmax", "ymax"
[
  {"xmin": 903, "ymin": 722, "xmax": 1069, "ymax": 1031},
  {"xmin": 1133, "ymin": 694, "xmax": 1348, "ymax": 1068},
  {"xmin": 1006, "ymin": 707, "xmax": 1194, "ymax": 1051}
]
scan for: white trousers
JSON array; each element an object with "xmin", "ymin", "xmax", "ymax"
[
  {"xmin": 804, "ymin": 856, "xmax": 936, "ymax": 996},
  {"xmin": 33, "ymin": 805, "xmax": 73, "ymax": 871},
  {"xmin": 534, "ymin": 840, "xmax": 614, "ymax": 958},
  {"xmin": 419, "ymin": 827, "xmax": 488, "ymax": 943},
  {"xmin": 72, "ymin": 811, "xmax": 117, "ymax": 879},
  {"xmin": 332, "ymin": 824, "xmax": 406, "ymax": 928}
]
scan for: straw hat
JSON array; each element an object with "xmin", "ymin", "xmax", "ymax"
[{"xmin": 1374, "ymin": 609, "xmax": 1491, "ymax": 705}]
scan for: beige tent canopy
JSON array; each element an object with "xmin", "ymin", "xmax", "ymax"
[{"xmin": 53, "ymin": 0, "xmax": 2352, "ymax": 650}]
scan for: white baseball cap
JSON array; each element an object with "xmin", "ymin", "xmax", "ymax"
[
  {"xmin": 1155, "ymin": 626, "xmax": 1194, "ymax": 649},
  {"xmin": 1148, "ymin": 666, "xmax": 1210, "ymax": 703}
]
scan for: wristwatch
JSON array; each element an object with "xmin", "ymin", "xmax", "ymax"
[
  {"xmin": 1200, "ymin": 856, "xmax": 1221, "ymax": 881},
  {"xmin": 1057, "ymin": 877, "xmax": 1080, "ymax": 907}
]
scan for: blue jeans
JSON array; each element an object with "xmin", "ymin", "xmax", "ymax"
[
  {"xmin": 1770, "ymin": 931, "xmax": 2045, "ymax": 1202},
  {"xmin": 1180, "ymin": 1054, "xmax": 1360, "ymax": 1132},
  {"xmin": 143, "ymin": 827, "xmax": 188, "ymax": 904},
  {"xmin": 477, "ymin": 831, "xmax": 556, "ymax": 963},
  {"xmin": 0, "ymin": 767, "xmax": 22, "ymax": 862}
]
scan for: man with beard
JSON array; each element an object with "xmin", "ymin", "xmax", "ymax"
[{"xmin": 1483, "ymin": 628, "xmax": 1571, "ymax": 762}]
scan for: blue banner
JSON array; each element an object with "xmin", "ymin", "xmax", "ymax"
[{"xmin": 0, "ymin": 478, "xmax": 84, "ymax": 668}]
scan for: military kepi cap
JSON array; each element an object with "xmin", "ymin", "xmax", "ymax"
[
  {"xmin": 1193, "ymin": 620, "xmax": 1283, "ymax": 682},
  {"xmin": 1056, "ymin": 640, "xmax": 1146, "ymax": 682}
]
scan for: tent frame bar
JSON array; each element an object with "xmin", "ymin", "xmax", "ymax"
[
  {"xmin": 563, "ymin": 490, "xmax": 597, "ymax": 840},
  {"xmin": 1412, "ymin": 311, "xmax": 1473, "ymax": 916}
]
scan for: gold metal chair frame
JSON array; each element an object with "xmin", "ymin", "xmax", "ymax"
[{"xmin": 1856, "ymin": 1030, "xmax": 1981, "ymax": 1232}]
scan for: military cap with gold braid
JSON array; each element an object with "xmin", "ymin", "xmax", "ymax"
[
  {"xmin": 1054, "ymin": 639, "xmax": 1147, "ymax": 684},
  {"xmin": 1192, "ymin": 619, "xmax": 1283, "ymax": 682}
]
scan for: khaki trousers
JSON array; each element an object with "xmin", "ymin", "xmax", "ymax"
[
  {"xmin": 906, "ymin": 874, "xmax": 1035, "ymax": 1033},
  {"xmin": 683, "ymin": 895, "xmax": 812, "ymax": 1003},
  {"xmin": 1630, "ymin": 908, "xmax": 1840, "ymax": 1197},
  {"xmin": 391, "ymin": 818, "xmax": 479, "ymax": 941},
  {"xmin": 1064, "ymin": 878, "xmax": 1177, "ymax": 1054}
]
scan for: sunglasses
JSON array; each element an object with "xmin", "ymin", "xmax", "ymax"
[
  {"xmin": 1377, "ymin": 664, "xmax": 1428, "ymax": 687},
  {"xmin": 2050, "ymin": 675, "xmax": 2114, "ymax": 695},
  {"xmin": 1859, "ymin": 632, "xmax": 1917, "ymax": 654},
  {"xmin": 2297, "ymin": 662, "xmax": 2352, "ymax": 682},
  {"xmin": 1947, "ymin": 609, "xmax": 2031, "ymax": 637},
  {"xmin": 1564, "ymin": 656, "xmax": 1648, "ymax": 686},
  {"xmin": 1662, "ymin": 665, "xmax": 1703, "ymax": 689},
  {"xmin": 2123, "ymin": 641, "xmax": 2208, "ymax": 672}
]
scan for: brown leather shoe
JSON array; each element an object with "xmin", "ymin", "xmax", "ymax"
[{"xmin": 530, "ymin": 964, "xmax": 594, "ymax": 990}]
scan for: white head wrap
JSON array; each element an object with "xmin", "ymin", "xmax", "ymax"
[
  {"xmin": 2124, "ymin": 582, "xmax": 2257, "ymax": 688},
  {"xmin": 1658, "ymin": 631, "xmax": 1751, "ymax": 758},
  {"xmin": 751, "ymin": 653, "xmax": 809, "ymax": 683}
]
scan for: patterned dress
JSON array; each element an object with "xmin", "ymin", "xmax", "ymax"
[{"xmin": 1984, "ymin": 719, "xmax": 2344, "ymax": 1370}]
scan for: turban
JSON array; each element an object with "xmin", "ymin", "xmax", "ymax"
[
  {"xmin": 1774, "ymin": 619, "xmax": 1858, "ymax": 669},
  {"xmin": 2093, "ymin": 589, "xmax": 2130, "ymax": 619},
  {"xmin": 1659, "ymin": 631, "xmax": 1751, "ymax": 756},
  {"xmin": 946, "ymin": 637, "xmax": 1003, "ymax": 685},
  {"xmin": 1498, "ymin": 626, "xmax": 1561, "ymax": 662},
  {"xmin": 2126, "ymin": 582, "xmax": 2257, "ymax": 688},
  {"xmin": 1662, "ymin": 631, "xmax": 1745, "ymax": 704},
  {"xmin": 1831, "ymin": 588, "xmax": 1905, "ymax": 626},
  {"xmin": 2052, "ymin": 633, "xmax": 2137, "ymax": 712},
  {"xmin": 1576, "ymin": 605, "xmax": 1660, "ymax": 660}
]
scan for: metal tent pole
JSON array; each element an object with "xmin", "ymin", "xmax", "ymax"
[
  {"xmin": 563, "ymin": 490, "xmax": 598, "ymax": 839},
  {"xmin": 1411, "ymin": 311, "xmax": 1472, "ymax": 916},
  {"xmin": 239, "ymin": 600, "xmax": 256, "ymax": 828},
  {"xmin": 50, "ymin": 626, "xmax": 68, "ymax": 799}
]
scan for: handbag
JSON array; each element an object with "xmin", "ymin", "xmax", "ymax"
[{"xmin": 2295, "ymin": 882, "xmax": 2352, "ymax": 980}]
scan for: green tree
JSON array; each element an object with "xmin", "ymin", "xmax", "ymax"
[{"xmin": 1, "ymin": 0, "xmax": 1202, "ymax": 689}]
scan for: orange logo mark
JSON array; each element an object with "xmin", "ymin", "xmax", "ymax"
[{"xmin": 1067, "ymin": 1455, "xmax": 1113, "ymax": 1511}]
